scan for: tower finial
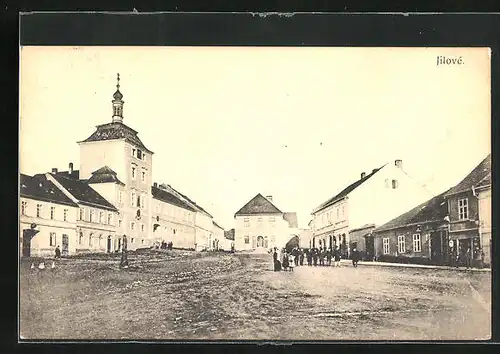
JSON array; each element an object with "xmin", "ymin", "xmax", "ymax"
[
  {"xmin": 112, "ymin": 73, "xmax": 124, "ymax": 123},
  {"xmin": 116, "ymin": 73, "xmax": 120, "ymax": 90}
]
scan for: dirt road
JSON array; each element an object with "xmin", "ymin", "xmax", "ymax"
[{"xmin": 20, "ymin": 251, "xmax": 491, "ymax": 340}]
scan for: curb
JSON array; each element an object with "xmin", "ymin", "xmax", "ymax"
[{"xmin": 356, "ymin": 260, "xmax": 491, "ymax": 272}]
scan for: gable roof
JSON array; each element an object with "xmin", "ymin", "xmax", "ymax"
[
  {"xmin": 375, "ymin": 189, "xmax": 450, "ymax": 233},
  {"xmin": 313, "ymin": 164, "xmax": 386, "ymax": 214},
  {"xmin": 49, "ymin": 174, "xmax": 118, "ymax": 212},
  {"xmin": 283, "ymin": 212, "xmax": 298, "ymax": 228},
  {"xmin": 444, "ymin": 154, "xmax": 491, "ymax": 198},
  {"xmin": 78, "ymin": 122, "xmax": 153, "ymax": 154},
  {"xmin": 162, "ymin": 184, "xmax": 213, "ymax": 218},
  {"xmin": 151, "ymin": 186, "xmax": 196, "ymax": 212},
  {"xmin": 213, "ymin": 220, "xmax": 224, "ymax": 230},
  {"xmin": 20, "ymin": 174, "xmax": 78, "ymax": 207},
  {"xmin": 234, "ymin": 193, "xmax": 282, "ymax": 216},
  {"xmin": 87, "ymin": 166, "xmax": 125, "ymax": 186}
]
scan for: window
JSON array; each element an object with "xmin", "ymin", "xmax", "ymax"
[
  {"xmin": 137, "ymin": 195, "xmax": 142, "ymax": 208},
  {"xmin": 141, "ymin": 171, "xmax": 146, "ymax": 182},
  {"xmin": 131, "ymin": 238, "xmax": 135, "ymax": 244},
  {"xmin": 131, "ymin": 165, "xmax": 136, "ymax": 180},
  {"xmin": 132, "ymin": 148, "xmax": 136, "ymax": 157},
  {"xmin": 99, "ymin": 211, "xmax": 104, "ymax": 224},
  {"xmin": 89, "ymin": 209, "xmax": 95, "ymax": 223},
  {"xmin": 141, "ymin": 239, "xmax": 145, "ymax": 245},
  {"xmin": 79, "ymin": 232, "xmax": 83, "ymax": 245},
  {"xmin": 107, "ymin": 213, "xmax": 112, "ymax": 225},
  {"xmin": 36, "ymin": 204, "xmax": 42, "ymax": 218},
  {"xmin": 80, "ymin": 208, "xmax": 84, "ymax": 220},
  {"xmin": 118, "ymin": 191, "xmax": 123, "ymax": 204},
  {"xmin": 397, "ymin": 235, "xmax": 406, "ymax": 253},
  {"xmin": 137, "ymin": 149, "xmax": 142, "ymax": 160},
  {"xmin": 98, "ymin": 235, "xmax": 103, "ymax": 247},
  {"xmin": 392, "ymin": 179, "xmax": 399, "ymax": 189},
  {"xmin": 413, "ymin": 234, "xmax": 421, "ymax": 252},
  {"xmin": 50, "ymin": 232, "xmax": 56, "ymax": 246},
  {"xmin": 50, "ymin": 206, "xmax": 55, "ymax": 220},
  {"xmin": 244, "ymin": 235, "xmax": 250, "ymax": 244},
  {"xmin": 383, "ymin": 238, "xmax": 390, "ymax": 255},
  {"xmin": 130, "ymin": 222, "xmax": 135, "ymax": 230},
  {"xmin": 131, "ymin": 192, "xmax": 136, "ymax": 207},
  {"xmin": 63, "ymin": 209, "xmax": 68, "ymax": 221},
  {"xmin": 118, "ymin": 219, "xmax": 122, "ymax": 228},
  {"xmin": 89, "ymin": 233, "xmax": 93, "ymax": 247},
  {"xmin": 341, "ymin": 205, "xmax": 345, "ymax": 217},
  {"xmin": 244, "ymin": 217, "xmax": 250, "ymax": 227},
  {"xmin": 141, "ymin": 224, "xmax": 145, "ymax": 232},
  {"xmin": 458, "ymin": 198, "xmax": 469, "ymax": 220},
  {"xmin": 21, "ymin": 201, "xmax": 27, "ymax": 215}
]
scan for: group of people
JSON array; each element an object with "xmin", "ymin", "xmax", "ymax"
[
  {"xmin": 156, "ymin": 241, "xmax": 173, "ymax": 250},
  {"xmin": 272, "ymin": 246, "xmax": 362, "ymax": 271}
]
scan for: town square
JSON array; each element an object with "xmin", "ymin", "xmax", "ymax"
[{"xmin": 19, "ymin": 46, "xmax": 491, "ymax": 341}]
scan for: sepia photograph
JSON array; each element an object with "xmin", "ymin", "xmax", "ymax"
[{"xmin": 19, "ymin": 46, "xmax": 491, "ymax": 341}]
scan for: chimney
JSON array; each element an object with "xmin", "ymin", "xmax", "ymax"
[
  {"xmin": 361, "ymin": 172, "xmax": 366, "ymax": 179},
  {"xmin": 51, "ymin": 168, "xmax": 58, "ymax": 174},
  {"xmin": 68, "ymin": 162, "xmax": 73, "ymax": 174},
  {"xmin": 153, "ymin": 182, "xmax": 158, "ymax": 188},
  {"xmin": 159, "ymin": 183, "xmax": 167, "ymax": 190},
  {"xmin": 395, "ymin": 159, "xmax": 403, "ymax": 168},
  {"xmin": 266, "ymin": 195, "xmax": 273, "ymax": 202}
]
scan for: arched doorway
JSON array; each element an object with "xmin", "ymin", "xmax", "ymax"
[{"xmin": 256, "ymin": 235, "xmax": 265, "ymax": 248}]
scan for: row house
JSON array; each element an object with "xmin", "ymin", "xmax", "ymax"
[
  {"xmin": 443, "ymin": 154, "xmax": 491, "ymax": 266},
  {"xmin": 233, "ymin": 194, "xmax": 298, "ymax": 251},
  {"xmin": 311, "ymin": 159, "xmax": 433, "ymax": 259},
  {"xmin": 48, "ymin": 172, "xmax": 120, "ymax": 254},
  {"xmin": 151, "ymin": 183, "xmax": 197, "ymax": 250},
  {"xmin": 158, "ymin": 183, "xmax": 215, "ymax": 252},
  {"xmin": 20, "ymin": 174, "xmax": 78, "ymax": 257},
  {"xmin": 211, "ymin": 221, "xmax": 225, "ymax": 251},
  {"xmin": 373, "ymin": 190, "xmax": 450, "ymax": 262}
]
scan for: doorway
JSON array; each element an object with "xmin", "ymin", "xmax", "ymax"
[
  {"xmin": 22, "ymin": 230, "xmax": 31, "ymax": 257},
  {"xmin": 365, "ymin": 235, "xmax": 375, "ymax": 261},
  {"xmin": 107, "ymin": 236, "xmax": 112, "ymax": 253},
  {"xmin": 256, "ymin": 235, "xmax": 264, "ymax": 248},
  {"xmin": 430, "ymin": 231, "xmax": 443, "ymax": 263},
  {"xmin": 62, "ymin": 234, "xmax": 69, "ymax": 256}
]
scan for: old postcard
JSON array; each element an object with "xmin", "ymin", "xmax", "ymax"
[{"xmin": 19, "ymin": 46, "xmax": 491, "ymax": 341}]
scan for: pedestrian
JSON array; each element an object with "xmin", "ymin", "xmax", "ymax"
[
  {"xmin": 54, "ymin": 245, "xmax": 61, "ymax": 259},
  {"xmin": 351, "ymin": 248, "xmax": 360, "ymax": 267},
  {"xmin": 294, "ymin": 247, "xmax": 300, "ymax": 266},
  {"xmin": 273, "ymin": 247, "xmax": 281, "ymax": 271},
  {"xmin": 288, "ymin": 253, "xmax": 295, "ymax": 272},
  {"xmin": 312, "ymin": 248, "xmax": 318, "ymax": 266},
  {"xmin": 334, "ymin": 247, "xmax": 341, "ymax": 267},
  {"xmin": 466, "ymin": 248, "xmax": 473, "ymax": 269},
  {"xmin": 282, "ymin": 252, "xmax": 289, "ymax": 271},
  {"xmin": 299, "ymin": 249, "xmax": 305, "ymax": 266},
  {"xmin": 326, "ymin": 249, "xmax": 332, "ymax": 266},
  {"xmin": 306, "ymin": 249, "xmax": 312, "ymax": 266}
]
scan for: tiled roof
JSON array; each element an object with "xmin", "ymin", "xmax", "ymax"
[
  {"xmin": 283, "ymin": 212, "xmax": 298, "ymax": 228},
  {"xmin": 375, "ymin": 190, "xmax": 450, "ymax": 233},
  {"xmin": 444, "ymin": 154, "xmax": 491, "ymax": 197},
  {"xmin": 475, "ymin": 173, "xmax": 491, "ymax": 189},
  {"xmin": 87, "ymin": 166, "xmax": 125, "ymax": 186},
  {"xmin": 78, "ymin": 122, "xmax": 153, "ymax": 154},
  {"xmin": 55, "ymin": 170, "xmax": 80, "ymax": 180},
  {"xmin": 20, "ymin": 174, "xmax": 78, "ymax": 207},
  {"xmin": 313, "ymin": 164, "xmax": 386, "ymax": 213},
  {"xmin": 50, "ymin": 174, "xmax": 118, "ymax": 212},
  {"xmin": 162, "ymin": 184, "xmax": 213, "ymax": 218},
  {"xmin": 152, "ymin": 186, "xmax": 196, "ymax": 212},
  {"xmin": 213, "ymin": 220, "xmax": 224, "ymax": 230},
  {"xmin": 234, "ymin": 193, "xmax": 283, "ymax": 216},
  {"xmin": 224, "ymin": 229, "xmax": 235, "ymax": 240}
]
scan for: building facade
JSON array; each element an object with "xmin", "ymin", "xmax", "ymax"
[
  {"xmin": 373, "ymin": 190, "xmax": 450, "ymax": 263},
  {"xmin": 211, "ymin": 221, "xmax": 225, "ymax": 251},
  {"xmin": 151, "ymin": 183, "xmax": 197, "ymax": 250},
  {"xmin": 443, "ymin": 154, "xmax": 491, "ymax": 267},
  {"xmin": 476, "ymin": 174, "xmax": 492, "ymax": 266},
  {"xmin": 20, "ymin": 174, "xmax": 79, "ymax": 257},
  {"xmin": 234, "ymin": 194, "xmax": 298, "ymax": 251},
  {"xmin": 311, "ymin": 159, "xmax": 434, "ymax": 259}
]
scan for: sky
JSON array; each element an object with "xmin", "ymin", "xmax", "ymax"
[{"xmin": 20, "ymin": 46, "xmax": 491, "ymax": 229}]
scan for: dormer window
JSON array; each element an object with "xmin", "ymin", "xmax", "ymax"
[
  {"xmin": 392, "ymin": 179, "xmax": 399, "ymax": 189},
  {"xmin": 137, "ymin": 149, "xmax": 142, "ymax": 160}
]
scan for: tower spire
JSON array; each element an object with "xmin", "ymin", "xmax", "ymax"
[{"xmin": 112, "ymin": 73, "xmax": 124, "ymax": 123}]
